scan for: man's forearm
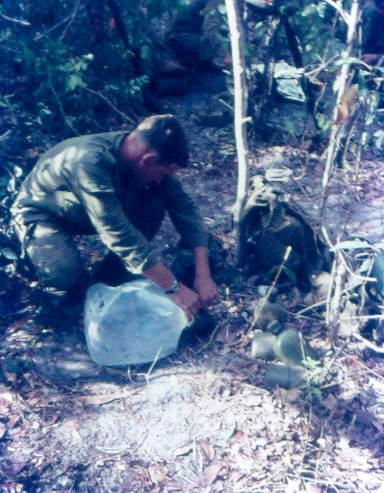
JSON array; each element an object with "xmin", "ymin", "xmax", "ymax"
[
  {"xmin": 193, "ymin": 246, "xmax": 218, "ymax": 307},
  {"xmin": 194, "ymin": 246, "xmax": 212, "ymax": 279},
  {"xmin": 143, "ymin": 262, "xmax": 177, "ymax": 290}
]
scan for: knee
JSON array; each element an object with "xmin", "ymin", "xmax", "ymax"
[
  {"xmin": 26, "ymin": 241, "xmax": 84, "ymax": 292},
  {"xmin": 43, "ymin": 260, "xmax": 83, "ymax": 292}
]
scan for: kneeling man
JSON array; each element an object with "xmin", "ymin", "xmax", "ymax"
[{"xmin": 12, "ymin": 115, "xmax": 217, "ymax": 321}]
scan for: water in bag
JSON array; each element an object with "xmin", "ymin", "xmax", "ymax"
[{"xmin": 84, "ymin": 280, "xmax": 188, "ymax": 366}]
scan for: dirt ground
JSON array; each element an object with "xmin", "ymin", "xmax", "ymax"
[{"xmin": 1, "ymin": 74, "xmax": 384, "ymax": 492}]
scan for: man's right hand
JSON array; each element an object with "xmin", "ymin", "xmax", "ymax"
[
  {"xmin": 171, "ymin": 284, "xmax": 201, "ymax": 321},
  {"xmin": 143, "ymin": 262, "xmax": 201, "ymax": 319}
]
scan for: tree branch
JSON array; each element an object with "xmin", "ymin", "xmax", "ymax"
[
  {"xmin": 320, "ymin": 0, "xmax": 360, "ymax": 226},
  {"xmin": 34, "ymin": 1, "xmax": 92, "ymax": 41},
  {"xmin": 60, "ymin": 0, "xmax": 82, "ymax": 40},
  {"xmin": 83, "ymin": 87, "xmax": 137, "ymax": 125},
  {"xmin": 0, "ymin": 14, "xmax": 31, "ymax": 26}
]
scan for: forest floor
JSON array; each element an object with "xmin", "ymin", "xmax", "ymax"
[{"xmin": 0, "ymin": 73, "xmax": 384, "ymax": 493}]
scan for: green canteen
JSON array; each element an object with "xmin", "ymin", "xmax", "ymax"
[
  {"xmin": 273, "ymin": 328, "xmax": 318, "ymax": 367},
  {"xmin": 264, "ymin": 363, "xmax": 307, "ymax": 389},
  {"xmin": 251, "ymin": 332, "xmax": 277, "ymax": 360}
]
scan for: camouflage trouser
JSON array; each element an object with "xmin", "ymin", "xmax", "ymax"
[{"xmin": 14, "ymin": 220, "xmax": 89, "ymax": 297}]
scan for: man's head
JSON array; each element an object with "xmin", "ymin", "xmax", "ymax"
[{"xmin": 119, "ymin": 114, "xmax": 189, "ymax": 185}]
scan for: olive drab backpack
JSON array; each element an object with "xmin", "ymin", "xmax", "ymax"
[
  {"xmin": 240, "ymin": 173, "xmax": 331, "ymax": 291},
  {"xmin": 240, "ymin": 171, "xmax": 383, "ymax": 340}
]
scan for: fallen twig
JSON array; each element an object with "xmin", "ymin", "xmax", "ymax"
[
  {"xmin": 250, "ymin": 246, "xmax": 292, "ymax": 331},
  {"xmin": 305, "ymin": 54, "xmax": 339, "ymax": 78},
  {"xmin": 323, "ymin": 339, "xmax": 349, "ymax": 379},
  {"xmin": 296, "ymin": 299, "xmax": 328, "ymax": 315},
  {"xmin": 342, "ymin": 314, "xmax": 384, "ymax": 320},
  {"xmin": 0, "ymin": 130, "xmax": 12, "ymax": 143},
  {"xmin": 1, "ymin": 13, "xmax": 31, "ymax": 26},
  {"xmin": 143, "ymin": 345, "xmax": 163, "ymax": 386},
  {"xmin": 286, "ymin": 473, "xmax": 354, "ymax": 490},
  {"xmin": 343, "ymin": 351, "xmax": 384, "ymax": 379},
  {"xmin": 351, "ymin": 333, "xmax": 384, "ymax": 355},
  {"xmin": 195, "ymin": 320, "xmax": 226, "ymax": 355}
]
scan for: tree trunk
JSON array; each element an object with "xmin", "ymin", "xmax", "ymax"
[{"xmin": 225, "ymin": 0, "xmax": 250, "ymax": 265}]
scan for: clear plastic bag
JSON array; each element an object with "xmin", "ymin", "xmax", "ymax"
[{"xmin": 84, "ymin": 280, "xmax": 188, "ymax": 366}]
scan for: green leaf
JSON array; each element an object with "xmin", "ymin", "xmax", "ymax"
[
  {"xmin": 316, "ymin": 113, "xmax": 331, "ymax": 136},
  {"xmin": 66, "ymin": 73, "xmax": 85, "ymax": 92},
  {"xmin": 140, "ymin": 44, "xmax": 153, "ymax": 63},
  {"xmin": 83, "ymin": 53, "xmax": 94, "ymax": 62}
]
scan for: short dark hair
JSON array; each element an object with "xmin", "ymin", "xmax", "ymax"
[{"xmin": 136, "ymin": 114, "xmax": 189, "ymax": 168}]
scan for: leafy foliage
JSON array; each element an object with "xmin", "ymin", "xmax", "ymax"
[
  {"xmin": 0, "ymin": 0, "xmax": 382, "ymax": 155},
  {"xmin": 0, "ymin": 0, "xmax": 182, "ymax": 139}
]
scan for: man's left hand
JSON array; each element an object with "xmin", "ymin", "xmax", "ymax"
[{"xmin": 193, "ymin": 276, "xmax": 218, "ymax": 307}]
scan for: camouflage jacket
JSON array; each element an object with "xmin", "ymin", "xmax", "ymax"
[{"xmin": 12, "ymin": 132, "xmax": 208, "ymax": 274}]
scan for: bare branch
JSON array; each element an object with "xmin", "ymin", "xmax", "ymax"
[
  {"xmin": 225, "ymin": 0, "xmax": 250, "ymax": 265},
  {"xmin": 34, "ymin": 1, "xmax": 92, "ymax": 41},
  {"xmin": 323, "ymin": 0, "xmax": 350, "ymax": 24},
  {"xmin": 83, "ymin": 87, "xmax": 137, "ymax": 125},
  {"xmin": 60, "ymin": 0, "xmax": 82, "ymax": 40},
  {"xmin": 0, "ymin": 14, "xmax": 31, "ymax": 26},
  {"xmin": 250, "ymin": 246, "xmax": 292, "ymax": 331},
  {"xmin": 320, "ymin": 0, "xmax": 360, "ymax": 226}
]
